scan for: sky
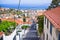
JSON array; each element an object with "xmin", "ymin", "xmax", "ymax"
[{"xmin": 0, "ymin": 0, "xmax": 52, "ymax": 9}]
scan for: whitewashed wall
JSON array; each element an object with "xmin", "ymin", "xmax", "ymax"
[
  {"xmin": 3, "ymin": 29, "xmax": 16, "ymax": 40},
  {"xmin": 44, "ymin": 16, "xmax": 59, "ymax": 40}
]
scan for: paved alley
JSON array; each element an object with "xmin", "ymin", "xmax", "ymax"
[{"xmin": 23, "ymin": 23, "xmax": 40, "ymax": 40}]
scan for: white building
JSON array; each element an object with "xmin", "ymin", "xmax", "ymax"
[{"xmin": 44, "ymin": 7, "xmax": 60, "ymax": 40}]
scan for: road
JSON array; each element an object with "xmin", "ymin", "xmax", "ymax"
[{"xmin": 23, "ymin": 19, "xmax": 40, "ymax": 40}]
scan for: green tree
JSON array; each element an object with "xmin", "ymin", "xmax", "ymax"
[
  {"xmin": 37, "ymin": 15, "xmax": 44, "ymax": 34},
  {"xmin": 16, "ymin": 10, "xmax": 22, "ymax": 15},
  {"xmin": 23, "ymin": 14, "xmax": 26, "ymax": 22},
  {"xmin": 0, "ymin": 20, "xmax": 16, "ymax": 35},
  {"xmin": 48, "ymin": 0, "xmax": 60, "ymax": 9},
  {"xmin": 9, "ymin": 9, "xmax": 13, "ymax": 12}
]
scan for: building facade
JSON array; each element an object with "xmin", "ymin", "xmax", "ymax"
[{"xmin": 44, "ymin": 7, "xmax": 60, "ymax": 40}]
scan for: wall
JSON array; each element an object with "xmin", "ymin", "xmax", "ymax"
[
  {"xmin": 44, "ymin": 16, "xmax": 59, "ymax": 40},
  {"xmin": 3, "ymin": 29, "xmax": 17, "ymax": 40}
]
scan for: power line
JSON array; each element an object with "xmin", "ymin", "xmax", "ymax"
[{"xmin": 18, "ymin": 0, "xmax": 21, "ymax": 10}]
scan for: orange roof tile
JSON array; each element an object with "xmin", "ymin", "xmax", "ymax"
[
  {"xmin": 1, "ymin": 18, "xmax": 32, "ymax": 24},
  {"xmin": 44, "ymin": 6, "xmax": 60, "ymax": 29}
]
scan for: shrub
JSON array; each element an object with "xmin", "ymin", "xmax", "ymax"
[
  {"xmin": 21, "ymin": 25, "xmax": 29, "ymax": 29},
  {"xmin": 0, "ymin": 20, "xmax": 16, "ymax": 35},
  {"xmin": 37, "ymin": 15, "xmax": 44, "ymax": 34}
]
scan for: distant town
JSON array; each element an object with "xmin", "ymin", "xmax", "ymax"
[{"xmin": 0, "ymin": 8, "xmax": 45, "ymax": 40}]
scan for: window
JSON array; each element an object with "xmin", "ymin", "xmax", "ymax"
[
  {"xmin": 47, "ymin": 19, "xmax": 49, "ymax": 28},
  {"xmin": 50, "ymin": 22, "xmax": 52, "ymax": 35}
]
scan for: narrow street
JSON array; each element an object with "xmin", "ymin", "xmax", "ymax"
[
  {"xmin": 23, "ymin": 27, "xmax": 40, "ymax": 40},
  {"xmin": 23, "ymin": 20, "xmax": 40, "ymax": 40}
]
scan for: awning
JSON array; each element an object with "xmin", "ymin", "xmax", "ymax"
[{"xmin": 0, "ymin": 0, "xmax": 52, "ymax": 10}]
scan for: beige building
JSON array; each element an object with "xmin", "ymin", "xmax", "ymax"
[{"xmin": 44, "ymin": 7, "xmax": 60, "ymax": 40}]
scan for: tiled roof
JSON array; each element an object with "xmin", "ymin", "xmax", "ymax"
[
  {"xmin": 37, "ymin": 12, "xmax": 43, "ymax": 16},
  {"xmin": 0, "ymin": 18, "xmax": 32, "ymax": 24},
  {"xmin": 44, "ymin": 6, "xmax": 60, "ymax": 29}
]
